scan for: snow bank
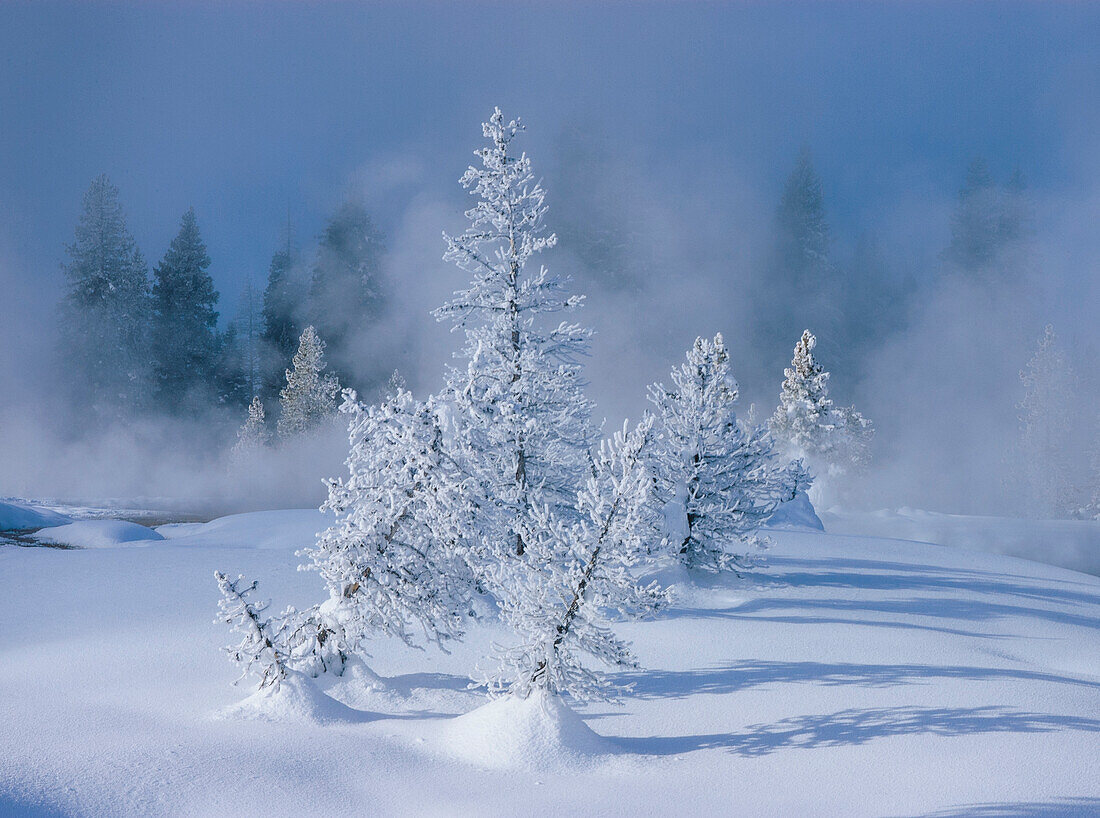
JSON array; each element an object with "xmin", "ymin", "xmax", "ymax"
[
  {"xmin": 215, "ymin": 671, "xmax": 368, "ymax": 725},
  {"xmin": 821, "ymin": 507, "xmax": 1100, "ymax": 576},
  {"xmin": 437, "ymin": 689, "xmax": 611, "ymax": 769},
  {"xmin": 156, "ymin": 509, "xmax": 327, "ymax": 550},
  {"xmin": 764, "ymin": 491, "xmax": 824, "ymax": 531},
  {"xmin": 0, "ymin": 500, "xmax": 70, "ymax": 531},
  {"xmin": 33, "ymin": 519, "xmax": 163, "ymax": 549}
]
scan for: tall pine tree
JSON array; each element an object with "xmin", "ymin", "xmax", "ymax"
[
  {"xmin": 261, "ymin": 240, "xmax": 306, "ymax": 400},
  {"xmin": 59, "ymin": 175, "xmax": 152, "ymax": 420},
  {"xmin": 151, "ymin": 208, "xmax": 220, "ymax": 407},
  {"xmin": 943, "ymin": 158, "xmax": 1031, "ymax": 284},
  {"xmin": 309, "ymin": 201, "xmax": 387, "ymax": 389}
]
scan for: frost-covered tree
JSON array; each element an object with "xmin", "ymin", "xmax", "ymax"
[
  {"xmin": 151, "ymin": 208, "xmax": 220, "ymax": 407},
  {"xmin": 298, "ymin": 388, "xmax": 474, "ymax": 673},
  {"xmin": 769, "ymin": 329, "xmax": 873, "ymax": 479},
  {"xmin": 1015, "ymin": 325, "xmax": 1082, "ymax": 517},
  {"xmin": 214, "ymin": 571, "xmax": 288, "ymax": 690},
  {"xmin": 232, "ymin": 396, "xmax": 269, "ymax": 455},
  {"xmin": 434, "ymin": 107, "xmax": 597, "ymax": 559},
  {"xmin": 485, "ymin": 417, "xmax": 669, "ymax": 702},
  {"xmin": 649, "ymin": 334, "xmax": 806, "ymax": 572},
  {"xmin": 59, "ymin": 175, "xmax": 151, "ymax": 419},
  {"xmin": 277, "ymin": 325, "xmax": 339, "ymax": 438}
]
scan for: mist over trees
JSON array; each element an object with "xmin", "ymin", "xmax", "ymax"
[
  {"xmin": 48, "ymin": 177, "xmax": 402, "ymax": 449},
  {"xmin": 40, "ymin": 122, "xmax": 1097, "ymax": 521}
]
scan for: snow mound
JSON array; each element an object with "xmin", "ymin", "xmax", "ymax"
[
  {"xmin": 0, "ymin": 500, "xmax": 70, "ymax": 531},
  {"xmin": 317, "ymin": 656, "xmax": 394, "ymax": 709},
  {"xmin": 764, "ymin": 491, "xmax": 824, "ymax": 531},
  {"xmin": 158, "ymin": 509, "xmax": 327, "ymax": 550},
  {"xmin": 438, "ymin": 689, "xmax": 612, "ymax": 769},
  {"xmin": 216, "ymin": 671, "xmax": 369, "ymax": 725},
  {"xmin": 33, "ymin": 519, "xmax": 163, "ymax": 549}
]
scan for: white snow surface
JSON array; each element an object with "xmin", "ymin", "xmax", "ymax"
[
  {"xmin": 33, "ymin": 519, "xmax": 164, "ymax": 549},
  {"xmin": 0, "ymin": 500, "xmax": 70, "ymax": 531},
  {"xmin": 2, "ymin": 509, "xmax": 1098, "ymax": 816},
  {"xmin": 822, "ymin": 507, "xmax": 1100, "ymax": 577}
]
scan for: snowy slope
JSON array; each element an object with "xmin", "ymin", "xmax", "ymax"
[
  {"xmin": 822, "ymin": 508, "xmax": 1100, "ymax": 577},
  {"xmin": 1, "ymin": 511, "xmax": 1098, "ymax": 816}
]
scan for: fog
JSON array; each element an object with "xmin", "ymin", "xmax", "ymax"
[{"xmin": 2, "ymin": 3, "xmax": 1098, "ymax": 515}]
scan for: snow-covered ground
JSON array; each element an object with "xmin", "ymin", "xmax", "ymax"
[
  {"xmin": 823, "ymin": 508, "xmax": 1100, "ymax": 577},
  {"xmin": 1, "ymin": 509, "xmax": 1098, "ymax": 816}
]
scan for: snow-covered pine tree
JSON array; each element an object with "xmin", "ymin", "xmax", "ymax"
[
  {"xmin": 59, "ymin": 175, "xmax": 152, "ymax": 420},
  {"xmin": 433, "ymin": 107, "xmax": 597, "ymax": 560},
  {"xmin": 1016, "ymin": 324, "xmax": 1081, "ymax": 517},
  {"xmin": 214, "ymin": 571, "xmax": 288, "ymax": 690},
  {"xmin": 151, "ymin": 207, "xmax": 220, "ymax": 407},
  {"xmin": 297, "ymin": 388, "xmax": 474, "ymax": 673},
  {"xmin": 232, "ymin": 396, "xmax": 269, "ymax": 455},
  {"xmin": 277, "ymin": 325, "xmax": 340, "ymax": 438},
  {"xmin": 768, "ymin": 329, "xmax": 873, "ymax": 479},
  {"xmin": 649, "ymin": 333, "xmax": 804, "ymax": 572},
  {"xmin": 485, "ymin": 416, "xmax": 669, "ymax": 702}
]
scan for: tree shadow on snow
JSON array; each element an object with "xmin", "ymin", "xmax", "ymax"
[
  {"xmin": 612, "ymin": 706, "xmax": 1100, "ymax": 758},
  {"xmin": 614, "ymin": 660, "xmax": 1100, "ymax": 701},
  {"xmin": 905, "ymin": 797, "xmax": 1100, "ymax": 817},
  {"xmin": 757, "ymin": 557, "xmax": 1100, "ymax": 609},
  {"xmin": 664, "ymin": 594, "xmax": 1098, "ymax": 635}
]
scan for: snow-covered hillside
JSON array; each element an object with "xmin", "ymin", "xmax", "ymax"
[{"xmin": 1, "ymin": 510, "xmax": 1097, "ymax": 816}]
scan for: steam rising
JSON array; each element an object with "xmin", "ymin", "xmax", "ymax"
[{"xmin": 1, "ymin": 4, "xmax": 1097, "ymax": 516}]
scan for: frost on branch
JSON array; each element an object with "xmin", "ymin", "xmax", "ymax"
[
  {"xmin": 299, "ymin": 388, "xmax": 474, "ymax": 667},
  {"xmin": 433, "ymin": 107, "xmax": 597, "ymax": 562},
  {"xmin": 277, "ymin": 325, "xmax": 340, "ymax": 438},
  {"xmin": 484, "ymin": 416, "xmax": 669, "ymax": 703},
  {"xmin": 232, "ymin": 396, "xmax": 269, "ymax": 455},
  {"xmin": 650, "ymin": 334, "xmax": 803, "ymax": 572},
  {"xmin": 214, "ymin": 571, "xmax": 288, "ymax": 690},
  {"xmin": 769, "ymin": 329, "xmax": 872, "ymax": 481}
]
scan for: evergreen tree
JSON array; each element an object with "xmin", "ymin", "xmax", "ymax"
[
  {"xmin": 775, "ymin": 149, "xmax": 830, "ymax": 285},
  {"xmin": 59, "ymin": 175, "xmax": 151, "ymax": 419},
  {"xmin": 277, "ymin": 325, "xmax": 339, "ymax": 438},
  {"xmin": 756, "ymin": 150, "xmax": 840, "ymax": 377},
  {"xmin": 309, "ymin": 200, "xmax": 388, "ymax": 387},
  {"xmin": 232, "ymin": 277, "xmax": 264, "ymax": 400},
  {"xmin": 769, "ymin": 329, "xmax": 873, "ymax": 480},
  {"xmin": 261, "ymin": 243, "xmax": 306, "ymax": 398},
  {"xmin": 232, "ymin": 396, "xmax": 269, "ymax": 455},
  {"xmin": 151, "ymin": 208, "xmax": 220, "ymax": 407},
  {"xmin": 484, "ymin": 417, "xmax": 669, "ymax": 702},
  {"xmin": 649, "ymin": 334, "xmax": 805, "ymax": 572},
  {"xmin": 1015, "ymin": 325, "xmax": 1081, "ymax": 517},
  {"xmin": 299, "ymin": 388, "xmax": 474, "ymax": 673},
  {"xmin": 943, "ymin": 158, "xmax": 1031, "ymax": 283},
  {"xmin": 434, "ymin": 107, "xmax": 597, "ymax": 560}
]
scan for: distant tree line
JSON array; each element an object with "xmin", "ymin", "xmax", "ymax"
[{"xmin": 57, "ymin": 175, "xmax": 390, "ymax": 434}]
